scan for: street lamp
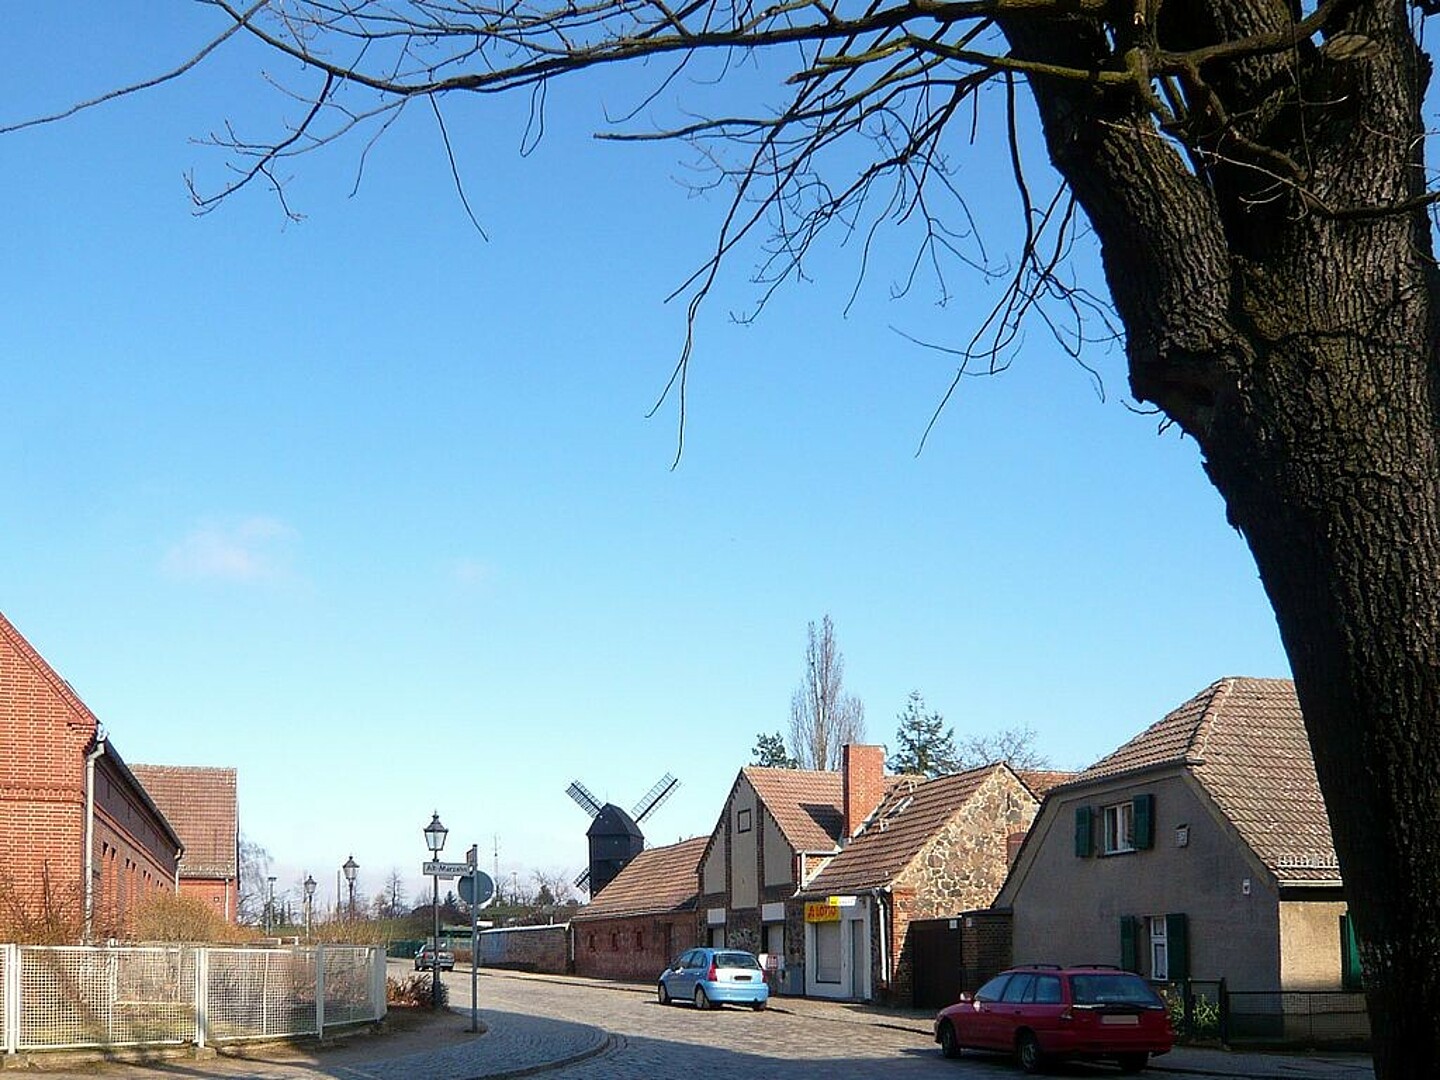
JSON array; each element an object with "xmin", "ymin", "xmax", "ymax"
[
  {"xmin": 303, "ymin": 874, "xmax": 317, "ymax": 940},
  {"xmin": 342, "ymin": 855, "xmax": 359, "ymax": 920},
  {"xmin": 423, "ymin": 812, "xmax": 448, "ymax": 1008},
  {"xmin": 266, "ymin": 876, "xmax": 277, "ymax": 935}
]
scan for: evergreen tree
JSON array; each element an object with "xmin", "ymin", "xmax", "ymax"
[
  {"xmin": 751, "ymin": 731, "xmax": 799, "ymax": 769},
  {"xmin": 888, "ymin": 692, "xmax": 958, "ymax": 778}
]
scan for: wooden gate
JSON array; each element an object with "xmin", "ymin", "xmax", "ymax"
[{"xmin": 909, "ymin": 918, "xmax": 964, "ymax": 1010}]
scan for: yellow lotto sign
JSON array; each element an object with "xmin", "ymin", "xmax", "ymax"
[{"xmin": 804, "ymin": 901, "xmax": 840, "ymax": 923}]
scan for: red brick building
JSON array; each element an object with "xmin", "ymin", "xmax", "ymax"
[
  {"xmin": 572, "ymin": 836, "xmax": 707, "ymax": 981},
  {"xmin": 130, "ymin": 765, "xmax": 239, "ymax": 922},
  {"xmin": 0, "ymin": 612, "xmax": 182, "ymax": 938}
]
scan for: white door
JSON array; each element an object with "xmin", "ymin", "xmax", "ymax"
[
  {"xmin": 850, "ymin": 917, "xmax": 868, "ymax": 1000},
  {"xmin": 814, "ymin": 921, "xmax": 842, "ymax": 984}
]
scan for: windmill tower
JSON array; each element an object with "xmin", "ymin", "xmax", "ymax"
[{"xmin": 566, "ymin": 773, "xmax": 679, "ymax": 897}]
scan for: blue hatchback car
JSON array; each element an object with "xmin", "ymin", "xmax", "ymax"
[{"xmin": 657, "ymin": 948, "xmax": 769, "ymax": 1010}]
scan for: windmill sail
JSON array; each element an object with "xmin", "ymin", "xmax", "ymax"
[
  {"xmin": 633, "ymin": 773, "xmax": 680, "ymax": 822},
  {"xmin": 565, "ymin": 780, "xmax": 604, "ymax": 818}
]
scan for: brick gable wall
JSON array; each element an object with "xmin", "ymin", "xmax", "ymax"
[
  {"xmin": 0, "ymin": 628, "xmax": 95, "ymax": 922},
  {"xmin": 0, "ymin": 617, "xmax": 179, "ymax": 937}
]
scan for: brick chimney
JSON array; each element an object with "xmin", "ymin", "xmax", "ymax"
[{"xmin": 842, "ymin": 744, "xmax": 887, "ymax": 840}]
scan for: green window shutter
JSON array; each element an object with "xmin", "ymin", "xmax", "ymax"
[
  {"xmin": 1133, "ymin": 793, "xmax": 1155, "ymax": 850},
  {"xmin": 1166, "ymin": 913, "xmax": 1189, "ymax": 981},
  {"xmin": 1075, "ymin": 806, "xmax": 1094, "ymax": 857},
  {"xmin": 1120, "ymin": 915, "xmax": 1140, "ymax": 973},
  {"xmin": 1340, "ymin": 914, "xmax": 1363, "ymax": 990}
]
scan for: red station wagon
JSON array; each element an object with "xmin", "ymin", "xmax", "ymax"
[{"xmin": 934, "ymin": 965, "xmax": 1174, "ymax": 1074}]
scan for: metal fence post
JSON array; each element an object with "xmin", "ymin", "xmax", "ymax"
[
  {"xmin": 195, "ymin": 947, "xmax": 209, "ymax": 1048},
  {"xmin": 4, "ymin": 944, "xmax": 19, "ymax": 1055},
  {"xmin": 315, "ymin": 945, "xmax": 326, "ymax": 1040},
  {"xmin": 371, "ymin": 947, "xmax": 385, "ymax": 1020}
]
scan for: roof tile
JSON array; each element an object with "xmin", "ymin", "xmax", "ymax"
[
  {"xmin": 1070, "ymin": 677, "xmax": 1337, "ymax": 883},
  {"xmin": 130, "ymin": 765, "xmax": 238, "ymax": 879},
  {"xmin": 573, "ymin": 836, "xmax": 707, "ymax": 920},
  {"xmin": 803, "ymin": 765, "xmax": 1015, "ymax": 894},
  {"xmin": 741, "ymin": 767, "xmax": 845, "ymax": 852}
]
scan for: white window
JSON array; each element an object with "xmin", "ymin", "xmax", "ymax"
[
  {"xmin": 1149, "ymin": 916, "xmax": 1168, "ymax": 980},
  {"xmin": 1103, "ymin": 802, "xmax": 1135, "ymax": 854}
]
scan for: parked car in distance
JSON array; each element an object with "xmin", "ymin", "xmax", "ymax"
[
  {"xmin": 657, "ymin": 948, "xmax": 769, "ymax": 1010},
  {"xmin": 934, "ymin": 965, "xmax": 1174, "ymax": 1074},
  {"xmin": 415, "ymin": 944, "xmax": 455, "ymax": 971}
]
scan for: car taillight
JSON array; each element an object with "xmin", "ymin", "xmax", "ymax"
[{"xmin": 707, "ymin": 960, "xmax": 718, "ymax": 981}]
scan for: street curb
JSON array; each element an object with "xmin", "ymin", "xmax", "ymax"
[{"xmin": 457, "ymin": 1028, "xmax": 614, "ymax": 1080}]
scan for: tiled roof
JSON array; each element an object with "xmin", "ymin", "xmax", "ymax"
[
  {"xmin": 130, "ymin": 765, "xmax": 238, "ymax": 879},
  {"xmin": 572, "ymin": 836, "xmax": 707, "ymax": 921},
  {"xmin": 1068, "ymin": 677, "xmax": 1338, "ymax": 884},
  {"xmin": 1017, "ymin": 770, "xmax": 1076, "ymax": 799},
  {"xmin": 802, "ymin": 765, "xmax": 1008, "ymax": 894},
  {"xmin": 742, "ymin": 767, "xmax": 845, "ymax": 852}
]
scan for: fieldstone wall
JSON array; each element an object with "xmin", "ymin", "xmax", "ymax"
[
  {"xmin": 478, "ymin": 924, "xmax": 570, "ymax": 973},
  {"xmin": 888, "ymin": 770, "xmax": 1038, "ymax": 1005}
]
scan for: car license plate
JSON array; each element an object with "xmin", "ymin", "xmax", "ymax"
[{"xmin": 1101, "ymin": 1014, "xmax": 1139, "ymax": 1026}]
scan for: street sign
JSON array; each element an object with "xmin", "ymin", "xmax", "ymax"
[
  {"xmin": 423, "ymin": 860, "xmax": 471, "ymax": 878},
  {"xmin": 458, "ymin": 870, "xmax": 495, "ymax": 906}
]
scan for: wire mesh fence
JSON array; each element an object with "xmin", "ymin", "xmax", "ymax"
[{"xmin": 1, "ymin": 943, "xmax": 383, "ymax": 1054}]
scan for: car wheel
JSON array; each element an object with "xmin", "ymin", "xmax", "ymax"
[
  {"xmin": 938, "ymin": 1021, "xmax": 961, "ymax": 1059},
  {"xmin": 1016, "ymin": 1030, "xmax": 1046, "ymax": 1074},
  {"xmin": 750, "ymin": 1000, "xmax": 767, "ymax": 1011},
  {"xmin": 1116, "ymin": 1052, "xmax": 1149, "ymax": 1074},
  {"xmin": 694, "ymin": 987, "xmax": 711, "ymax": 1010},
  {"xmin": 658, "ymin": 983, "xmax": 671, "ymax": 1006}
]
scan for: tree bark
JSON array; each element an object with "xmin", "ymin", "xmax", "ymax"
[{"xmin": 1006, "ymin": 3, "xmax": 1440, "ymax": 1075}]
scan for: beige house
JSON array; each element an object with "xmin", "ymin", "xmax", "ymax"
[
  {"xmin": 997, "ymin": 677, "xmax": 1359, "ymax": 999},
  {"xmin": 697, "ymin": 746, "xmax": 890, "ymax": 995}
]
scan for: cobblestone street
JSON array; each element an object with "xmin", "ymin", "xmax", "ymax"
[{"xmin": 10, "ymin": 964, "xmax": 1375, "ymax": 1080}]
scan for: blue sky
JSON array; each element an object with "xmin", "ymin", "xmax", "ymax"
[{"xmin": 0, "ymin": 5, "xmax": 1289, "ymax": 912}]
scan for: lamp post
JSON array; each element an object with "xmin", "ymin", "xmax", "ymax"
[
  {"xmin": 342, "ymin": 855, "xmax": 359, "ymax": 920},
  {"xmin": 266, "ymin": 876, "xmax": 277, "ymax": 935},
  {"xmin": 423, "ymin": 812, "xmax": 448, "ymax": 1008},
  {"xmin": 303, "ymin": 874, "xmax": 317, "ymax": 940}
]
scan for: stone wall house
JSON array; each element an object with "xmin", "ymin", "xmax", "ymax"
[
  {"xmin": 130, "ymin": 765, "xmax": 239, "ymax": 922},
  {"xmin": 997, "ymin": 677, "xmax": 1360, "ymax": 1025},
  {"xmin": 571, "ymin": 835, "xmax": 707, "ymax": 981},
  {"xmin": 0, "ymin": 610, "xmax": 182, "ymax": 939},
  {"xmin": 697, "ymin": 745, "xmax": 892, "ymax": 997},
  {"xmin": 797, "ymin": 763, "xmax": 1041, "ymax": 1005}
]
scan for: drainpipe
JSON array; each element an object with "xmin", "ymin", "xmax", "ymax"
[
  {"xmin": 871, "ymin": 888, "xmax": 889, "ymax": 985},
  {"xmin": 83, "ymin": 738, "xmax": 107, "ymax": 940}
]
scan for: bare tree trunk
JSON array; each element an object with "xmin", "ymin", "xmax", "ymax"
[
  {"xmin": 1005, "ymin": 2, "xmax": 1440, "ymax": 1074},
  {"xmin": 789, "ymin": 615, "xmax": 865, "ymax": 769}
]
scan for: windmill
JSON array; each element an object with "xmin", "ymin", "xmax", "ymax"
[{"xmin": 566, "ymin": 773, "xmax": 680, "ymax": 897}]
